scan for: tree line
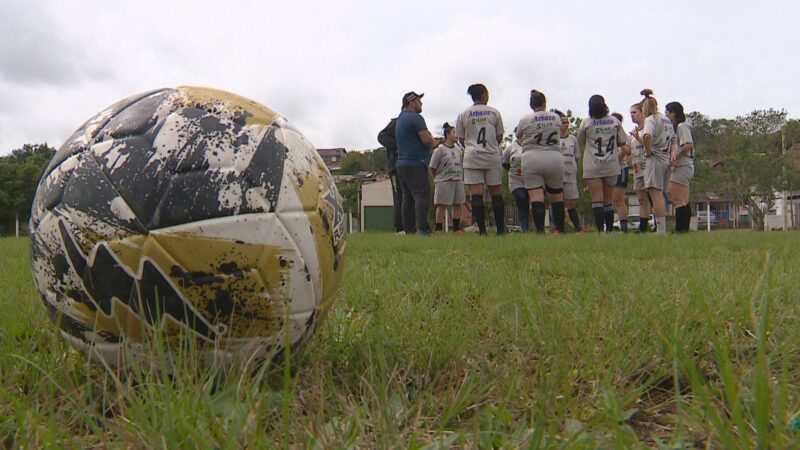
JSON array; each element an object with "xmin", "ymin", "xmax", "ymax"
[
  {"xmin": 0, "ymin": 144, "xmax": 56, "ymax": 235},
  {"xmin": 1, "ymin": 109, "xmax": 797, "ymax": 236},
  {"xmin": 689, "ymin": 109, "xmax": 799, "ymax": 228}
]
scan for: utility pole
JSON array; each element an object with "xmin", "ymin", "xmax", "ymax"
[{"xmin": 783, "ymin": 130, "xmax": 789, "ymax": 231}]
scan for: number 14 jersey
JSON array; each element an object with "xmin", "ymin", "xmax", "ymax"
[
  {"xmin": 456, "ymin": 104, "xmax": 505, "ymax": 170},
  {"xmin": 578, "ymin": 115, "xmax": 627, "ymax": 179}
]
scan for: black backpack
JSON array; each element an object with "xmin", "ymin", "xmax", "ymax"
[{"xmin": 377, "ymin": 118, "xmax": 398, "ymax": 174}]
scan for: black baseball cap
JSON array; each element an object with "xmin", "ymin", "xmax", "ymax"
[{"xmin": 402, "ymin": 91, "xmax": 424, "ymax": 106}]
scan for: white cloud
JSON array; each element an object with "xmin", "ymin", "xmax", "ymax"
[{"xmin": 1, "ymin": 0, "xmax": 798, "ymax": 155}]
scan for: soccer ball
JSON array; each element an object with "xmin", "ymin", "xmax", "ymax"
[{"xmin": 29, "ymin": 86, "xmax": 346, "ymax": 370}]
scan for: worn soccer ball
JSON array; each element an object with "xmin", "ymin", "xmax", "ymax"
[{"xmin": 29, "ymin": 87, "xmax": 346, "ymax": 369}]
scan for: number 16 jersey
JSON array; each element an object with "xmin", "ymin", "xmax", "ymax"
[
  {"xmin": 456, "ymin": 104, "xmax": 505, "ymax": 170},
  {"xmin": 578, "ymin": 115, "xmax": 627, "ymax": 179},
  {"xmin": 516, "ymin": 110, "xmax": 562, "ymax": 152}
]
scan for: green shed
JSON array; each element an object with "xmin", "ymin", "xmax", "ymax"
[{"xmin": 360, "ymin": 179, "xmax": 394, "ymax": 232}]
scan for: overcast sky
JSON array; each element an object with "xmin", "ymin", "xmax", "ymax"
[{"xmin": 1, "ymin": 0, "xmax": 798, "ymax": 155}]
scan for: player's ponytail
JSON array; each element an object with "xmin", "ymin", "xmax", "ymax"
[
  {"xmin": 529, "ymin": 90, "xmax": 546, "ymax": 110},
  {"xmin": 640, "ymin": 89, "xmax": 658, "ymax": 117},
  {"xmin": 443, "ymin": 122, "xmax": 455, "ymax": 137}
]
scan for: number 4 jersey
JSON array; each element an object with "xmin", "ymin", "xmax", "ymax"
[
  {"xmin": 578, "ymin": 115, "xmax": 627, "ymax": 179},
  {"xmin": 456, "ymin": 104, "xmax": 505, "ymax": 170}
]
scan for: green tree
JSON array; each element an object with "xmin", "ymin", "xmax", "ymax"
[
  {"xmin": 336, "ymin": 181, "xmax": 360, "ymax": 215},
  {"xmin": 0, "ymin": 143, "xmax": 56, "ymax": 235},
  {"xmin": 339, "ymin": 152, "xmax": 369, "ymax": 175},
  {"xmin": 689, "ymin": 112, "xmax": 739, "ymax": 195},
  {"xmin": 339, "ymin": 148, "xmax": 390, "ymax": 175},
  {"xmin": 782, "ymin": 119, "xmax": 800, "ymax": 146},
  {"xmin": 369, "ymin": 148, "xmax": 388, "ymax": 172},
  {"xmin": 692, "ymin": 109, "xmax": 795, "ymax": 229}
]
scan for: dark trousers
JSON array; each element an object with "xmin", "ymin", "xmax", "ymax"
[
  {"xmin": 389, "ymin": 172, "xmax": 408, "ymax": 232},
  {"xmin": 397, "ymin": 164, "xmax": 430, "ymax": 233},
  {"xmin": 512, "ymin": 188, "xmax": 529, "ymax": 231}
]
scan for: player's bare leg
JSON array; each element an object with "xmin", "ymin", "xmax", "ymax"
[
  {"xmin": 612, "ymin": 186, "xmax": 629, "ymax": 232},
  {"xmin": 435, "ymin": 204, "xmax": 447, "ymax": 232},
  {"xmin": 648, "ymin": 187, "xmax": 667, "ymax": 233}
]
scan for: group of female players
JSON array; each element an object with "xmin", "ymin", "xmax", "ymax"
[
  {"xmin": 428, "ymin": 85, "xmax": 694, "ymax": 234},
  {"xmin": 617, "ymin": 89, "xmax": 695, "ymax": 234}
]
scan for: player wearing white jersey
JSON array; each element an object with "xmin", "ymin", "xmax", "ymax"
[
  {"xmin": 636, "ymin": 89, "xmax": 674, "ymax": 234},
  {"xmin": 429, "ymin": 123, "xmax": 466, "ymax": 234},
  {"xmin": 516, "ymin": 90, "xmax": 565, "ymax": 234},
  {"xmin": 578, "ymin": 95, "xmax": 628, "ymax": 232},
  {"xmin": 501, "ymin": 138, "xmax": 528, "ymax": 231},
  {"xmin": 629, "ymin": 102, "xmax": 652, "ymax": 232},
  {"xmin": 456, "ymin": 84, "xmax": 506, "ymax": 235},
  {"xmin": 666, "ymin": 101, "xmax": 694, "ymax": 233},
  {"xmin": 611, "ymin": 112, "xmax": 632, "ymax": 232},
  {"xmin": 555, "ymin": 111, "xmax": 582, "ymax": 232}
]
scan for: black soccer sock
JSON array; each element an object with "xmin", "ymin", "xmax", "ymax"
[
  {"xmin": 551, "ymin": 201, "xmax": 565, "ymax": 233},
  {"xmin": 673, "ymin": 206, "xmax": 683, "ymax": 232},
  {"xmin": 568, "ymin": 208, "xmax": 582, "ymax": 232},
  {"xmin": 491, "ymin": 195, "xmax": 505, "ymax": 234},
  {"xmin": 435, "ymin": 223, "xmax": 443, "ymax": 232},
  {"xmin": 620, "ymin": 219, "xmax": 628, "ymax": 233},
  {"xmin": 592, "ymin": 202, "xmax": 604, "ymax": 232},
  {"xmin": 452, "ymin": 218, "xmax": 460, "ymax": 231},
  {"xmin": 471, "ymin": 194, "xmax": 486, "ymax": 235},
  {"xmin": 604, "ymin": 204, "xmax": 614, "ymax": 232},
  {"xmin": 639, "ymin": 218, "xmax": 649, "ymax": 233},
  {"xmin": 683, "ymin": 205, "xmax": 692, "ymax": 232},
  {"xmin": 676, "ymin": 205, "xmax": 691, "ymax": 233},
  {"xmin": 531, "ymin": 202, "xmax": 546, "ymax": 234}
]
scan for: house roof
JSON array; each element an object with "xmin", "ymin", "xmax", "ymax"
[
  {"xmin": 694, "ymin": 191, "xmax": 735, "ymax": 202},
  {"xmin": 317, "ymin": 148, "xmax": 347, "ymax": 156}
]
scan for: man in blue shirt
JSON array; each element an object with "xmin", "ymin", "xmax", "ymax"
[{"xmin": 395, "ymin": 91, "xmax": 438, "ymax": 235}]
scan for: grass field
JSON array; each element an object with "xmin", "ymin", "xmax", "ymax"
[{"xmin": 2, "ymin": 231, "xmax": 800, "ymax": 448}]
